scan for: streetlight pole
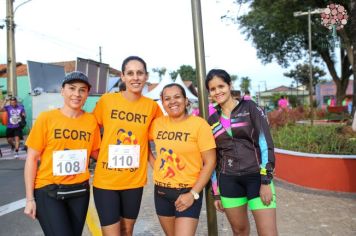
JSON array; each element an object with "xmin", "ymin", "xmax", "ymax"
[
  {"xmin": 307, "ymin": 9, "xmax": 314, "ymax": 125},
  {"xmin": 293, "ymin": 8, "xmax": 324, "ymax": 125},
  {"xmin": 6, "ymin": 0, "xmax": 17, "ymax": 97},
  {"xmin": 191, "ymin": 1, "xmax": 218, "ymax": 235}
]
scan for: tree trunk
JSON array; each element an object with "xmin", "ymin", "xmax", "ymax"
[
  {"xmin": 351, "ymin": 0, "xmax": 356, "ymax": 115},
  {"xmin": 319, "ymin": 50, "xmax": 349, "ymax": 105}
]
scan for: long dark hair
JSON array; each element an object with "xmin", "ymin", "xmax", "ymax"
[
  {"xmin": 205, "ymin": 69, "xmax": 232, "ymax": 90},
  {"xmin": 121, "ymin": 56, "xmax": 147, "ymax": 75}
]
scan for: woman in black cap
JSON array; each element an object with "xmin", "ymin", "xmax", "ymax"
[{"xmin": 24, "ymin": 71, "xmax": 101, "ymax": 236}]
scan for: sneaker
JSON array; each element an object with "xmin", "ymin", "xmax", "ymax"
[{"xmin": 14, "ymin": 152, "xmax": 19, "ymax": 159}]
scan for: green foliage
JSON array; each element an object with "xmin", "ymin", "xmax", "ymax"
[
  {"xmin": 152, "ymin": 67, "xmax": 167, "ymax": 81},
  {"xmin": 239, "ymin": 76, "xmax": 251, "ymax": 93},
  {"xmin": 283, "ymin": 63, "xmax": 326, "ymax": 90},
  {"xmin": 227, "ymin": 0, "xmax": 353, "ymax": 104},
  {"xmin": 171, "ymin": 65, "xmax": 197, "ymax": 86},
  {"xmin": 231, "ymin": 75, "xmax": 238, "ymax": 82},
  {"xmin": 271, "ymin": 124, "xmax": 356, "ymax": 155},
  {"xmin": 288, "ymin": 95, "xmax": 298, "ymax": 107},
  {"xmin": 236, "ymin": 0, "xmax": 351, "ymax": 67}
]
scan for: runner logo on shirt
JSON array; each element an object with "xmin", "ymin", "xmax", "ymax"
[
  {"xmin": 159, "ymin": 147, "xmax": 186, "ymax": 179},
  {"xmin": 116, "ymin": 128, "xmax": 138, "ymax": 145}
]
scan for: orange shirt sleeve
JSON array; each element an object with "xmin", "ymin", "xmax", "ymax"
[{"xmin": 197, "ymin": 118, "xmax": 216, "ymax": 152}]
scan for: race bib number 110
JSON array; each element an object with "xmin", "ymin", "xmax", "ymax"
[
  {"xmin": 108, "ymin": 145, "xmax": 140, "ymax": 169},
  {"xmin": 52, "ymin": 149, "xmax": 87, "ymax": 176}
]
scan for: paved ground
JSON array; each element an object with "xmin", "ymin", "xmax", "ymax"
[
  {"xmin": 87, "ymin": 168, "xmax": 356, "ymax": 236},
  {"xmin": 0, "ymin": 142, "xmax": 27, "ymax": 160},
  {"xmin": 1, "ymin": 137, "xmax": 354, "ymax": 236}
]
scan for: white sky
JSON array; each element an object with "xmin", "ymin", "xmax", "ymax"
[{"xmin": 0, "ymin": 0, "xmax": 295, "ymax": 95}]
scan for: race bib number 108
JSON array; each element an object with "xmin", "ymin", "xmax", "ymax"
[
  {"xmin": 108, "ymin": 145, "xmax": 140, "ymax": 169},
  {"xmin": 52, "ymin": 149, "xmax": 87, "ymax": 176}
]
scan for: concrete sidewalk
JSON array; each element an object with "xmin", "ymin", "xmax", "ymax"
[
  {"xmin": 2, "ymin": 135, "xmax": 353, "ymax": 236},
  {"xmin": 86, "ymin": 169, "xmax": 356, "ymax": 236}
]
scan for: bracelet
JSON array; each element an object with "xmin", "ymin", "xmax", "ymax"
[
  {"xmin": 26, "ymin": 198, "xmax": 35, "ymax": 202},
  {"xmin": 260, "ymin": 168, "xmax": 267, "ymax": 175}
]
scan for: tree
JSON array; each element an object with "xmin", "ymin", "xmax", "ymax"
[
  {"xmin": 283, "ymin": 63, "xmax": 326, "ymax": 90},
  {"xmin": 152, "ymin": 67, "xmax": 167, "ymax": 81},
  {"xmin": 231, "ymin": 74, "xmax": 238, "ymax": 82},
  {"xmin": 240, "ymin": 76, "xmax": 251, "ymax": 92},
  {"xmin": 171, "ymin": 65, "xmax": 197, "ymax": 86},
  {"xmin": 224, "ymin": 0, "xmax": 353, "ymax": 105}
]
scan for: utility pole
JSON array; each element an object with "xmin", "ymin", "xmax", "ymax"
[
  {"xmin": 307, "ymin": 9, "xmax": 314, "ymax": 125},
  {"xmin": 293, "ymin": 8, "xmax": 324, "ymax": 125},
  {"xmin": 99, "ymin": 46, "xmax": 102, "ymax": 63},
  {"xmin": 191, "ymin": 0, "xmax": 218, "ymax": 235},
  {"xmin": 6, "ymin": 0, "xmax": 17, "ymax": 97}
]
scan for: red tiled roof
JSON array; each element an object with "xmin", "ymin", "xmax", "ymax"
[
  {"xmin": 51, "ymin": 61, "xmax": 76, "ymax": 73},
  {"xmin": 0, "ymin": 63, "xmax": 28, "ymax": 77},
  {"xmin": 267, "ymin": 86, "xmax": 293, "ymax": 92}
]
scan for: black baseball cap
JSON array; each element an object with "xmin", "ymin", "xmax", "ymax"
[
  {"xmin": 9, "ymin": 96, "xmax": 17, "ymax": 101},
  {"xmin": 62, "ymin": 71, "xmax": 91, "ymax": 89}
]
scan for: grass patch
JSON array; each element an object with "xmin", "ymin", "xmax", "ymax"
[{"xmin": 271, "ymin": 124, "xmax": 356, "ymax": 155}]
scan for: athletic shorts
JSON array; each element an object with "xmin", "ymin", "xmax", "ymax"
[
  {"xmin": 6, "ymin": 127, "xmax": 22, "ymax": 138},
  {"xmin": 154, "ymin": 185, "xmax": 203, "ymax": 219},
  {"xmin": 93, "ymin": 187, "xmax": 143, "ymax": 226},
  {"xmin": 34, "ymin": 185, "xmax": 90, "ymax": 236},
  {"xmin": 219, "ymin": 172, "xmax": 276, "ymax": 210}
]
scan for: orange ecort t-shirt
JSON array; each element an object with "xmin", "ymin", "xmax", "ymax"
[
  {"xmin": 93, "ymin": 92, "xmax": 163, "ymax": 190},
  {"xmin": 26, "ymin": 109, "xmax": 101, "ymax": 189},
  {"xmin": 149, "ymin": 115, "xmax": 216, "ymax": 188}
]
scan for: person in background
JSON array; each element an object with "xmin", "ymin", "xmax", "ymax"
[
  {"xmin": 92, "ymin": 56, "xmax": 162, "ymax": 236},
  {"xmin": 243, "ymin": 90, "xmax": 251, "ymax": 100},
  {"xmin": 205, "ymin": 69, "xmax": 278, "ymax": 236},
  {"xmin": 277, "ymin": 95, "xmax": 289, "ymax": 111},
  {"xmin": 0, "ymin": 96, "xmax": 26, "ymax": 158},
  {"xmin": 149, "ymin": 83, "xmax": 216, "ymax": 236},
  {"xmin": 23, "ymin": 71, "xmax": 101, "ymax": 236},
  {"xmin": 327, "ymin": 96, "xmax": 336, "ymax": 107}
]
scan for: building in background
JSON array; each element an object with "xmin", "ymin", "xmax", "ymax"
[
  {"xmin": 258, "ymin": 85, "xmax": 308, "ymax": 110},
  {"xmin": 315, "ymin": 80, "xmax": 354, "ymax": 109},
  {"xmin": 0, "ymin": 59, "xmax": 121, "ymax": 137}
]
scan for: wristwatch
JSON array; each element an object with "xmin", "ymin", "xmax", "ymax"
[{"xmin": 190, "ymin": 190, "xmax": 200, "ymax": 200}]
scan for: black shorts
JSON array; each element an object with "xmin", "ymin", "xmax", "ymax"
[
  {"xmin": 218, "ymin": 172, "xmax": 261, "ymax": 200},
  {"xmin": 93, "ymin": 187, "xmax": 143, "ymax": 226},
  {"xmin": 34, "ymin": 185, "xmax": 90, "ymax": 236},
  {"xmin": 6, "ymin": 127, "xmax": 22, "ymax": 138},
  {"xmin": 154, "ymin": 185, "xmax": 203, "ymax": 219}
]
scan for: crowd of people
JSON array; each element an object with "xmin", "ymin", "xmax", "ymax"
[{"xmin": 22, "ymin": 56, "xmax": 280, "ymax": 236}]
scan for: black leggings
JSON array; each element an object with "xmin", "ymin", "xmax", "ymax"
[{"xmin": 34, "ymin": 186, "xmax": 90, "ymax": 236}]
